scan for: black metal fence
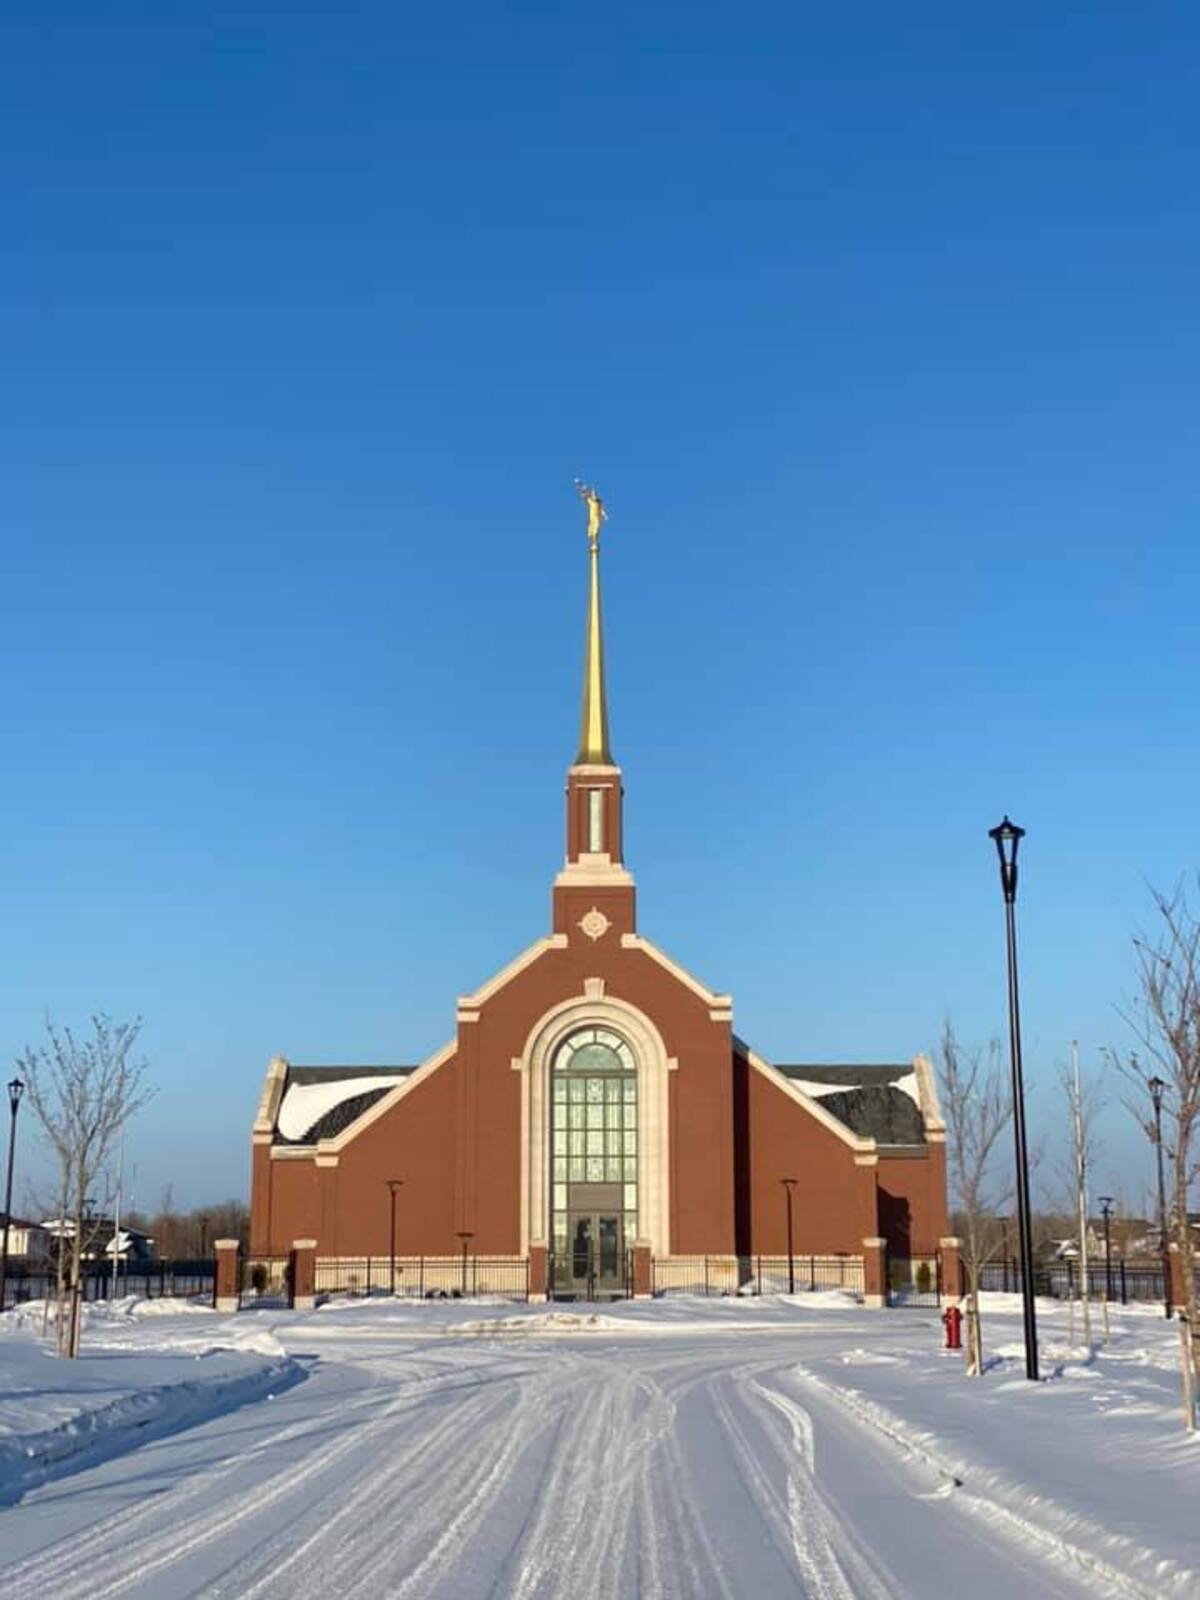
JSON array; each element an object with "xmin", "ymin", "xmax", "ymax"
[
  {"xmin": 313, "ymin": 1256, "xmax": 531, "ymax": 1302},
  {"xmin": 976, "ymin": 1258, "xmax": 1167, "ymax": 1305},
  {"xmin": 651, "ymin": 1254, "xmax": 865, "ymax": 1300},
  {"xmin": 239, "ymin": 1255, "xmax": 293, "ymax": 1309},
  {"xmin": 888, "ymin": 1254, "xmax": 941, "ymax": 1308},
  {"xmin": 2, "ymin": 1258, "xmax": 216, "ymax": 1305}
]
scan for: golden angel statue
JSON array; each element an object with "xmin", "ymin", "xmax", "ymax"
[{"xmin": 575, "ymin": 480, "xmax": 606, "ymax": 551}]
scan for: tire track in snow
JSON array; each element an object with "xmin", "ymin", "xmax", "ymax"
[
  {"xmin": 708, "ymin": 1370, "xmax": 886, "ymax": 1600},
  {"xmin": 209, "ymin": 1357, "xmax": 549, "ymax": 1600},
  {"xmin": 1, "ymin": 1355, "xmax": 521, "ymax": 1600},
  {"xmin": 746, "ymin": 1378, "xmax": 894, "ymax": 1600},
  {"xmin": 638, "ymin": 1407, "xmax": 743, "ymax": 1599},
  {"xmin": 506, "ymin": 1356, "xmax": 678, "ymax": 1600},
  {"xmin": 785, "ymin": 1360, "xmax": 1169, "ymax": 1600},
  {"xmin": 0, "ymin": 1349, "xmax": 455, "ymax": 1592},
  {"xmin": 3, "ymin": 1329, "xmax": 1124, "ymax": 1599}
]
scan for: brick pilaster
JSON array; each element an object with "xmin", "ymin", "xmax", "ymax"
[
  {"xmin": 528, "ymin": 1243, "xmax": 548, "ymax": 1303},
  {"xmin": 633, "ymin": 1242, "xmax": 653, "ymax": 1299},
  {"xmin": 939, "ymin": 1236, "xmax": 963, "ymax": 1301},
  {"xmin": 862, "ymin": 1237, "xmax": 887, "ymax": 1309},
  {"xmin": 213, "ymin": 1239, "xmax": 240, "ymax": 1314},
  {"xmin": 291, "ymin": 1239, "xmax": 317, "ymax": 1310}
]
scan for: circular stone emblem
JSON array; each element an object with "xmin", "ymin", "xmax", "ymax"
[{"xmin": 578, "ymin": 906, "xmax": 611, "ymax": 942}]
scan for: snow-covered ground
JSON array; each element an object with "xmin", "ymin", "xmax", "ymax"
[
  {"xmin": 0, "ymin": 1297, "xmax": 299, "ymax": 1507},
  {"xmin": 0, "ymin": 1291, "xmax": 1195, "ymax": 1598}
]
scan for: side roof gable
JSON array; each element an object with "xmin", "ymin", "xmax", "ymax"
[
  {"xmin": 735, "ymin": 1039, "xmax": 877, "ymax": 1156},
  {"xmin": 750, "ymin": 1052, "xmax": 941, "ymax": 1148}
]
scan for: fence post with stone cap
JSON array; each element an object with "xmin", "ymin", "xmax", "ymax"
[
  {"xmin": 863, "ymin": 1237, "xmax": 887, "ymax": 1309},
  {"xmin": 291, "ymin": 1240, "xmax": 317, "ymax": 1310},
  {"xmin": 213, "ymin": 1239, "xmax": 240, "ymax": 1313}
]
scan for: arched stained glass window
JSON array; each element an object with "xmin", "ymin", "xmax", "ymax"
[{"xmin": 549, "ymin": 1027, "xmax": 637, "ymax": 1257}]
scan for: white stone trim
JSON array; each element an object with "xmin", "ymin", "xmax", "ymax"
[
  {"xmin": 554, "ymin": 862, "xmax": 636, "ymax": 888},
  {"xmin": 458, "ymin": 935, "xmax": 568, "ymax": 1010},
  {"xmin": 912, "ymin": 1052, "xmax": 946, "ymax": 1142},
  {"xmin": 741, "ymin": 1044, "xmax": 878, "ymax": 1156},
  {"xmin": 252, "ymin": 1055, "xmax": 288, "ymax": 1138},
  {"xmin": 619, "ymin": 934, "xmax": 731, "ymax": 1018},
  {"xmin": 514, "ymin": 994, "xmax": 674, "ymax": 1259},
  {"xmin": 568, "ymin": 763, "xmax": 622, "ymax": 778},
  {"xmin": 516, "ymin": 1054, "xmax": 530, "ymax": 1249}
]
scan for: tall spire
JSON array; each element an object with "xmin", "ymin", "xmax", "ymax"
[
  {"xmin": 554, "ymin": 480, "xmax": 633, "ymax": 925},
  {"xmin": 575, "ymin": 481, "xmax": 612, "ymax": 765}
]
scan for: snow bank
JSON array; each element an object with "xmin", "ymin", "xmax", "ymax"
[
  {"xmin": 0, "ymin": 1323, "xmax": 301, "ymax": 1505},
  {"xmin": 788, "ymin": 1305, "xmax": 1200, "ymax": 1599},
  {"xmin": 1, "ymin": 1297, "xmax": 284, "ymax": 1359},
  {"xmin": 453, "ymin": 1310, "xmax": 654, "ymax": 1336},
  {"xmin": 2, "ymin": 1295, "xmax": 215, "ymax": 1340}
]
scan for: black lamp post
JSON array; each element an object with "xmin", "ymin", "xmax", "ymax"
[
  {"xmin": 1098, "ymin": 1196, "xmax": 1115, "ymax": 1303},
  {"xmin": 456, "ymin": 1231, "xmax": 473, "ymax": 1296},
  {"xmin": 781, "ymin": 1178, "xmax": 797, "ymax": 1294},
  {"xmin": 1148, "ymin": 1078, "xmax": 1171, "ymax": 1319},
  {"xmin": 386, "ymin": 1179, "xmax": 403, "ymax": 1295},
  {"xmin": 989, "ymin": 816, "xmax": 1039, "ymax": 1381},
  {"xmin": 0, "ymin": 1076, "xmax": 25, "ymax": 1314}
]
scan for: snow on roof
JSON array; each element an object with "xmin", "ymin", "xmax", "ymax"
[
  {"xmin": 784, "ymin": 1071, "xmax": 920, "ymax": 1107},
  {"xmin": 276, "ymin": 1074, "xmax": 410, "ymax": 1143}
]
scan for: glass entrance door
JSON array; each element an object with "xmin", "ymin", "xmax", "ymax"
[
  {"xmin": 550, "ymin": 1029, "xmax": 638, "ymax": 1292},
  {"xmin": 565, "ymin": 1212, "xmax": 624, "ymax": 1298}
]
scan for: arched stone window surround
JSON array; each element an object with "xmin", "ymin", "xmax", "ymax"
[{"xmin": 513, "ymin": 993, "xmax": 676, "ymax": 1258}]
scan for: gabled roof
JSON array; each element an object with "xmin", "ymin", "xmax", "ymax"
[
  {"xmin": 285, "ymin": 1064, "xmax": 415, "ymax": 1087},
  {"xmin": 773, "ymin": 1063, "xmax": 926, "ymax": 1146},
  {"xmin": 273, "ymin": 1064, "xmax": 417, "ymax": 1146}
]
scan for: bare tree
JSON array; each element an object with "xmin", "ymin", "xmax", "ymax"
[
  {"xmin": 938, "ymin": 1021, "xmax": 1012, "ymax": 1375},
  {"xmin": 1057, "ymin": 1043, "xmax": 1104, "ymax": 1347},
  {"xmin": 1113, "ymin": 882, "xmax": 1200, "ymax": 1433},
  {"xmin": 17, "ymin": 1015, "xmax": 153, "ymax": 1357}
]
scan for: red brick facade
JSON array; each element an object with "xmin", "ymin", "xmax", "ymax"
[
  {"xmin": 251, "ymin": 821, "xmax": 948, "ymax": 1265},
  {"xmin": 249, "ymin": 520, "xmax": 948, "ymax": 1277}
]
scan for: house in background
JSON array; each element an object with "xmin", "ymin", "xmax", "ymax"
[
  {"xmin": 40, "ymin": 1217, "xmax": 156, "ymax": 1263},
  {"xmin": 0, "ymin": 1214, "xmax": 51, "ymax": 1261}
]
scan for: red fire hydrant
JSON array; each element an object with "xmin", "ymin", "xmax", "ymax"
[{"xmin": 943, "ymin": 1305, "xmax": 963, "ymax": 1350}]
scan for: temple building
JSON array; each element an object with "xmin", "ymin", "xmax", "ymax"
[{"xmin": 249, "ymin": 488, "xmax": 950, "ymax": 1300}]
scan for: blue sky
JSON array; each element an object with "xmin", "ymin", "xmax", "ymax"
[{"xmin": 3, "ymin": 5, "xmax": 1197, "ymax": 1212}]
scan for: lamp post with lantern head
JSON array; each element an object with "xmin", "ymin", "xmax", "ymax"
[{"xmin": 989, "ymin": 816, "xmax": 1039, "ymax": 1381}]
